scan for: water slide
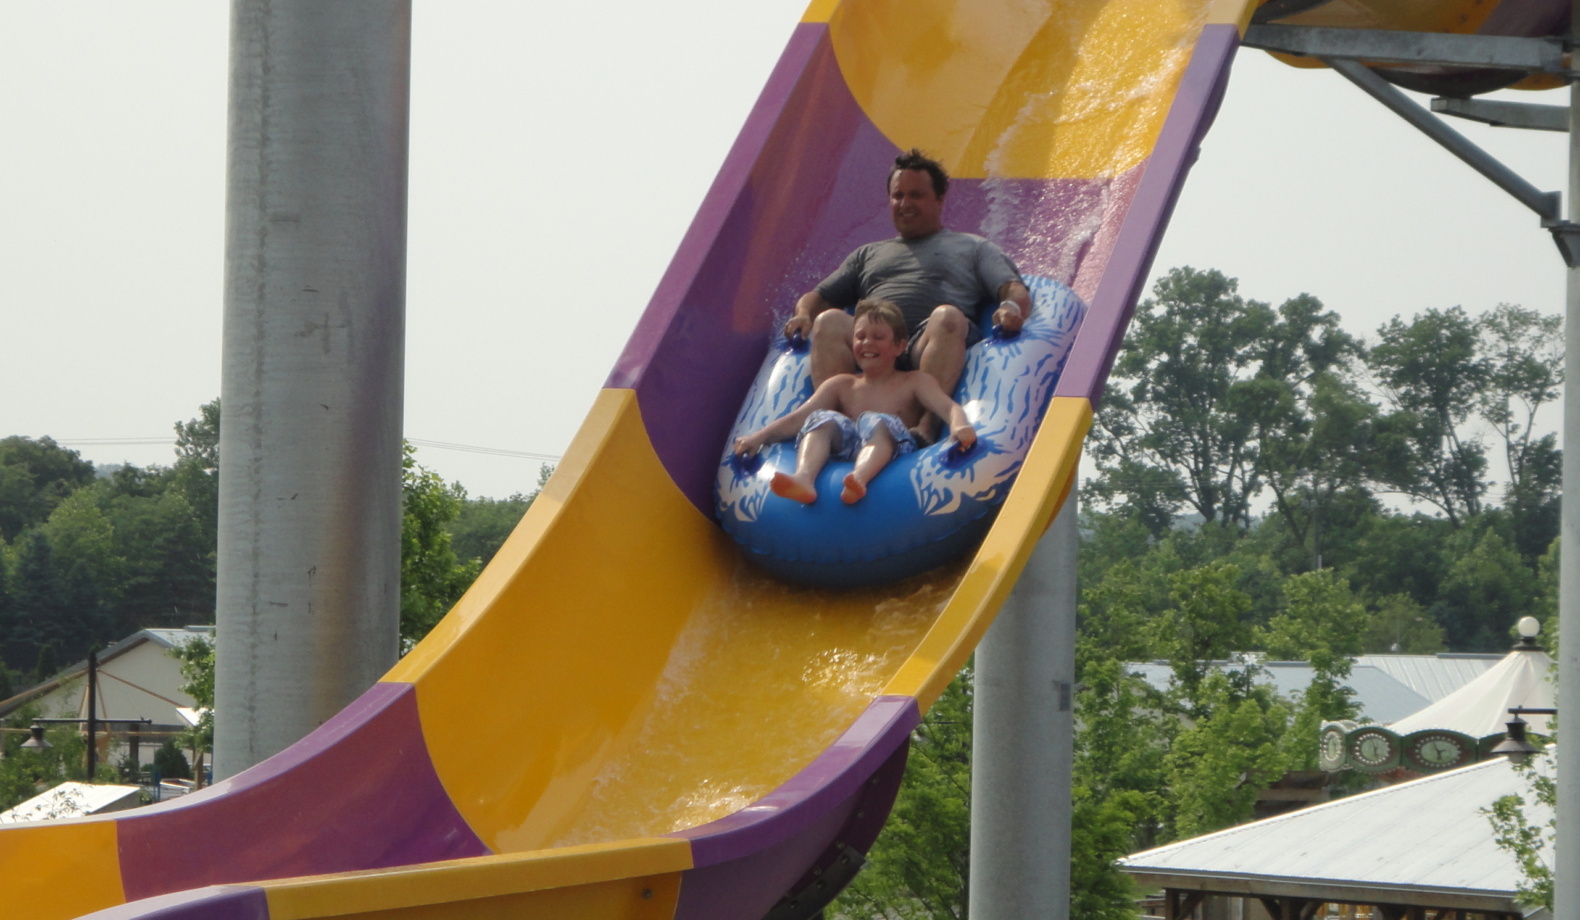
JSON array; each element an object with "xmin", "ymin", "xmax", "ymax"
[{"xmin": 4, "ymin": 0, "xmax": 1279, "ymax": 917}]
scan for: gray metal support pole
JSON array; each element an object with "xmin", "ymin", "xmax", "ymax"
[
  {"xmin": 1325, "ymin": 57, "xmax": 1561, "ymax": 222},
  {"xmin": 1557, "ymin": 1, "xmax": 1580, "ymax": 910},
  {"xmin": 969, "ymin": 487, "xmax": 1077, "ymax": 920},
  {"xmin": 215, "ymin": 1, "xmax": 410, "ymax": 779}
]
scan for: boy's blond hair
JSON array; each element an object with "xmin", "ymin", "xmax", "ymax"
[{"xmin": 854, "ymin": 299, "xmax": 908, "ymax": 343}]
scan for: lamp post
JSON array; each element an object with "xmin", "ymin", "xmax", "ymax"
[
  {"xmin": 18, "ymin": 723, "xmax": 51, "ymax": 752},
  {"xmin": 1492, "ymin": 707, "xmax": 1559, "ymax": 765}
]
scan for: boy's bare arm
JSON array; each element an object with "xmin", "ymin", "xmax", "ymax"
[
  {"xmin": 734, "ymin": 377, "xmax": 849, "ymax": 455},
  {"xmin": 912, "ymin": 375, "xmax": 977, "ymax": 448}
]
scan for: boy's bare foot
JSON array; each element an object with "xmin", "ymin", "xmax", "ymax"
[
  {"xmin": 841, "ymin": 473, "xmax": 867, "ymax": 505},
  {"xmin": 771, "ymin": 471, "xmax": 818, "ymax": 504}
]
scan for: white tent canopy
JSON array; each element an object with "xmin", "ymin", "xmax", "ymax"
[{"xmin": 1388, "ymin": 648, "xmax": 1554, "ymax": 739}]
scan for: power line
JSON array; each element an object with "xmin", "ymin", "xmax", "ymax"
[
  {"xmin": 406, "ymin": 439, "xmax": 560, "ymax": 462},
  {"xmin": 51, "ymin": 436, "xmax": 559, "ymax": 463},
  {"xmin": 53, "ymin": 437, "xmax": 175, "ymax": 447}
]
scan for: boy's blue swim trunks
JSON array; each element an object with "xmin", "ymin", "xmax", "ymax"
[{"xmin": 796, "ymin": 410, "xmax": 918, "ymax": 461}]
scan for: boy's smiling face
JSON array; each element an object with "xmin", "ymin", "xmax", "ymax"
[{"xmin": 852, "ymin": 314, "xmax": 908, "ymax": 373}]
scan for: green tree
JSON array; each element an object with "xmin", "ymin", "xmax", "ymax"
[
  {"xmin": 449, "ymin": 494, "xmax": 531, "ymax": 567},
  {"xmin": 1091, "ymin": 269, "xmax": 1358, "ymax": 534},
  {"xmin": 448, "ymin": 464, "xmax": 553, "ymax": 567},
  {"xmin": 400, "ymin": 445, "xmax": 481, "ymax": 646},
  {"xmin": 1078, "ymin": 562, "xmax": 1162, "ymax": 667},
  {"xmin": 1257, "ymin": 571, "xmax": 1365, "ymax": 677},
  {"xmin": 1093, "ymin": 268, "xmax": 1263, "ymax": 530},
  {"xmin": 1165, "ymin": 671, "xmax": 1293, "ymax": 839},
  {"xmin": 38, "ymin": 491, "xmax": 122, "ymax": 662},
  {"xmin": 832, "ymin": 667, "xmax": 972, "ymax": 920},
  {"xmin": 1151, "ymin": 562, "xmax": 1252, "ymax": 714},
  {"xmin": 7, "ymin": 531, "xmax": 67, "ymax": 672},
  {"xmin": 1360, "ymin": 592, "xmax": 1445, "ymax": 654},
  {"xmin": 153, "ymin": 738, "xmax": 191, "ymax": 780},
  {"xmin": 174, "ymin": 633, "xmax": 214, "ymax": 769},
  {"xmin": 1335, "ymin": 511, "xmax": 1453, "ymax": 613},
  {"xmin": 171, "ymin": 399, "xmax": 221, "ymax": 550},
  {"xmin": 102, "ymin": 487, "xmax": 212, "ymax": 631},
  {"xmin": 1433, "ymin": 526, "xmax": 1539, "ymax": 652},
  {"xmin": 1367, "ymin": 307, "xmax": 1489, "ymax": 526},
  {"xmin": 1258, "ymin": 571, "xmax": 1366, "ymax": 772},
  {"xmin": 0, "ymin": 436, "xmax": 97, "ymax": 541},
  {"xmin": 0, "ymin": 538, "xmax": 13, "ymax": 668},
  {"xmin": 1256, "ymin": 373, "xmax": 1378, "ymax": 571},
  {"xmin": 1476, "ymin": 305, "xmax": 1562, "ymax": 561},
  {"xmin": 32, "ymin": 644, "xmax": 58, "ymax": 685},
  {"xmin": 1070, "ymin": 655, "xmax": 1170, "ymax": 918}
]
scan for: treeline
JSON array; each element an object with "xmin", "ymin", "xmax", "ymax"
[
  {"xmin": 1088, "ymin": 266, "xmax": 1559, "ymax": 653},
  {"xmin": 0, "ymin": 401, "xmax": 546, "ymax": 697},
  {"xmin": 832, "ymin": 268, "xmax": 1562, "ymax": 920},
  {"xmin": 0, "ymin": 409, "xmax": 220, "ymax": 692}
]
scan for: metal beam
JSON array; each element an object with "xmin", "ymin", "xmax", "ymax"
[
  {"xmin": 1243, "ymin": 24, "xmax": 1571, "ymax": 75},
  {"xmin": 1324, "ymin": 57, "xmax": 1561, "ymax": 223},
  {"xmin": 1431, "ymin": 97, "xmax": 1570, "ymax": 133}
]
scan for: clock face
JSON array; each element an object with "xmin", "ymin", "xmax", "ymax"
[
  {"xmin": 1351, "ymin": 730, "xmax": 1396, "ymax": 768},
  {"xmin": 1320, "ymin": 729, "xmax": 1345, "ymax": 770},
  {"xmin": 1411, "ymin": 734, "xmax": 1466, "ymax": 769}
]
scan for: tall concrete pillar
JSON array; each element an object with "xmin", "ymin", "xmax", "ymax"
[
  {"xmin": 1556, "ymin": 2, "xmax": 1580, "ymax": 908},
  {"xmin": 215, "ymin": 1, "xmax": 411, "ymax": 779},
  {"xmin": 969, "ymin": 486, "xmax": 1078, "ymax": 919}
]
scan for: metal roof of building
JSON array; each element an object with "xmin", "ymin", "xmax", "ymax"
[
  {"xmin": 1125, "ymin": 655, "xmax": 1490, "ymax": 725},
  {"xmin": 1120, "ymin": 757, "xmax": 1551, "ymax": 912},
  {"xmin": 1264, "ymin": 662, "xmax": 1431, "ymax": 724},
  {"xmin": 119, "ymin": 626, "xmax": 213, "ymax": 654},
  {"xmin": 1356, "ymin": 653, "xmax": 1503, "ymax": 703},
  {"xmin": 0, "ymin": 782, "xmax": 143, "ymax": 823}
]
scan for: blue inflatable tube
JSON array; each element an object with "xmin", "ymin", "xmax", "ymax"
[{"xmin": 714, "ymin": 276, "xmax": 1086, "ymax": 588}]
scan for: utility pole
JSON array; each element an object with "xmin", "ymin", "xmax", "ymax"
[
  {"xmin": 214, "ymin": 1, "xmax": 411, "ymax": 779},
  {"xmin": 969, "ymin": 486, "xmax": 1077, "ymax": 919}
]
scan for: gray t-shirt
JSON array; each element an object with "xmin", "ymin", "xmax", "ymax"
[{"xmin": 815, "ymin": 229, "xmax": 1024, "ymax": 333}]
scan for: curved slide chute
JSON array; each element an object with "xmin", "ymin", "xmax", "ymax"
[{"xmin": 7, "ymin": 1, "xmax": 1252, "ymax": 918}]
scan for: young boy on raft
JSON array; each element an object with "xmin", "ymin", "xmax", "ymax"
[{"xmin": 733, "ymin": 298, "xmax": 978, "ymax": 505}]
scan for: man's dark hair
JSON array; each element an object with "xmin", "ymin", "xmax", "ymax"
[{"xmin": 889, "ymin": 148, "xmax": 948, "ymax": 198}]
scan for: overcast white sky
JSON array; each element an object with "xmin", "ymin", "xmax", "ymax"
[{"xmin": 0, "ymin": 2, "xmax": 1568, "ymax": 499}]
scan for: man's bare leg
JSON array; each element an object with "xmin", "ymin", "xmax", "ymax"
[
  {"xmin": 809, "ymin": 309, "xmax": 857, "ymax": 387},
  {"xmin": 842, "ymin": 429, "xmax": 896, "ymax": 504},
  {"xmin": 910, "ymin": 304, "xmax": 970, "ymax": 442},
  {"xmin": 772, "ymin": 425, "xmax": 835, "ymax": 504}
]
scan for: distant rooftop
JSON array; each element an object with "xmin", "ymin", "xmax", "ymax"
[
  {"xmin": 1121, "ymin": 757, "xmax": 1551, "ymax": 916},
  {"xmin": 1127, "ymin": 653, "xmax": 1502, "ymax": 725},
  {"xmin": 0, "ymin": 782, "xmax": 142, "ymax": 823},
  {"xmin": 1357, "ymin": 653, "xmax": 1505, "ymax": 704}
]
